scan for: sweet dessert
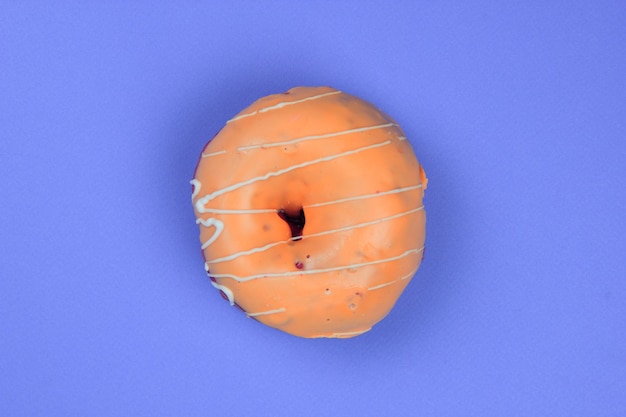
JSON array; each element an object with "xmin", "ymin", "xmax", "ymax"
[{"xmin": 191, "ymin": 86, "xmax": 427, "ymax": 338}]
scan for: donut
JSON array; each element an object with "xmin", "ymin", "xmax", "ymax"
[{"xmin": 191, "ymin": 86, "xmax": 427, "ymax": 338}]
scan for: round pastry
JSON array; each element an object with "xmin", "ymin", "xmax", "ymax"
[{"xmin": 191, "ymin": 86, "xmax": 427, "ymax": 338}]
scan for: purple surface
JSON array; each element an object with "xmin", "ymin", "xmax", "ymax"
[{"xmin": 1, "ymin": 2, "xmax": 625, "ymax": 416}]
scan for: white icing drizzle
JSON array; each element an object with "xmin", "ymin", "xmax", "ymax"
[
  {"xmin": 197, "ymin": 217, "xmax": 225, "ymax": 249},
  {"xmin": 398, "ymin": 136, "xmax": 407, "ymax": 141},
  {"xmin": 190, "ymin": 179, "xmax": 201, "ymax": 201},
  {"xmin": 196, "ymin": 184, "xmax": 422, "ymax": 216},
  {"xmin": 246, "ymin": 307, "xmax": 286, "ymax": 318},
  {"xmin": 367, "ymin": 267, "xmax": 419, "ymax": 291},
  {"xmin": 210, "ymin": 280, "xmax": 235, "ymax": 306},
  {"xmin": 306, "ymin": 184, "xmax": 423, "ymax": 209},
  {"xmin": 209, "ymin": 247, "xmax": 424, "ymax": 283},
  {"xmin": 195, "ymin": 140, "xmax": 391, "ymax": 210},
  {"xmin": 401, "ymin": 269, "xmax": 415, "ymax": 279},
  {"xmin": 227, "ymin": 90, "xmax": 342, "ymax": 124},
  {"xmin": 201, "ymin": 149, "xmax": 227, "ymax": 158},
  {"xmin": 198, "ymin": 208, "xmax": 276, "ymax": 215},
  {"xmin": 205, "ymin": 262, "xmax": 235, "ymax": 306},
  {"xmin": 331, "ymin": 329, "xmax": 370, "ymax": 337},
  {"xmin": 207, "ymin": 205, "xmax": 424, "ymax": 264},
  {"xmin": 237, "ymin": 123, "xmax": 396, "ymax": 151},
  {"xmin": 367, "ymin": 281, "xmax": 396, "ymax": 291}
]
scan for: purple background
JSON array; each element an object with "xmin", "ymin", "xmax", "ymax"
[{"xmin": 2, "ymin": 2, "xmax": 625, "ymax": 416}]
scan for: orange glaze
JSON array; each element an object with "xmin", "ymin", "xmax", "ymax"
[{"xmin": 191, "ymin": 86, "xmax": 427, "ymax": 338}]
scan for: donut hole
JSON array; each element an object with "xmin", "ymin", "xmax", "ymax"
[{"xmin": 277, "ymin": 207, "xmax": 305, "ymax": 240}]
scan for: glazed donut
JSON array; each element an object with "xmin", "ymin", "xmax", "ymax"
[{"xmin": 191, "ymin": 86, "xmax": 427, "ymax": 338}]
